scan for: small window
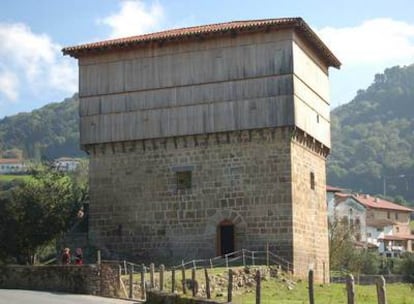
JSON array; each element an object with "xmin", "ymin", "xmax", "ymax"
[
  {"xmin": 377, "ymin": 227, "xmax": 384, "ymax": 232},
  {"xmin": 387, "ymin": 211, "xmax": 390, "ymax": 219},
  {"xmin": 395, "ymin": 213, "xmax": 399, "ymax": 220},
  {"xmin": 310, "ymin": 172, "xmax": 315, "ymax": 190},
  {"xmin": 396, "ymin": 227, "xmax": 400, "ymax": 233},
  {"xmin": 176, "ymin": 171, "xmax": 192, "ymax": 190}
]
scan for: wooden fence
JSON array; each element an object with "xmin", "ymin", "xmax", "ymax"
[
  {"xmin": 122, "ymin": 266, "xmax": 390, "ymax": 304},
  {"xmin": 98, "ymin": 250, "xmax": 391, "ymax": 304}
]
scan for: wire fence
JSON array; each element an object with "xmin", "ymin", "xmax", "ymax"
[
  {"xmin": 102, "ymin": 248, "xmax": 293, "ymax": 276},
  {"xmin": 99, "ymin": 252, "xmax": 392, "ymax": 304}
]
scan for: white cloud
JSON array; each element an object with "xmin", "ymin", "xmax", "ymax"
[
  {"xmin": 98, "ymin": 0, "xmax": 164, "ymax": 38},
  {"xmin": 318, "ymin": 18, "xmax": 414, "ymax": 67},
  {"xmin": 317, "ymin": 19, "xmax": 414, "ymax": 107},
  {"xmin": 0, "ymin": 22, "xmax": 77, "ymax": 105},
  {"xmin": 0, "ymin": 69, "xmax": 19, "ymax": 101}
]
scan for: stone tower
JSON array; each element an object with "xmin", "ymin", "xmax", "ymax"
[{"xmin": 63, "ymin": 18, "xmax": 340, "ymax": 282}]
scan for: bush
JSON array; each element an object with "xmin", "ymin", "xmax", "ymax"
[
  {"xmin": 397, "ymin": 252, "xmax": 414, "ymax": 282},
  {"xmin": 359, "ymin": 251, "xmax": 380, "ymax": 275}
]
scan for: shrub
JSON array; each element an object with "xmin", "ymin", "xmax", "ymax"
[{"xmin": 397, "ymin": 252, "xmax": 414, "ymax": 282}]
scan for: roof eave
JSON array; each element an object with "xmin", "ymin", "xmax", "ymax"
[{"xmin": 62, "ymin": 18, "xmax": 341, "ymax": 68}]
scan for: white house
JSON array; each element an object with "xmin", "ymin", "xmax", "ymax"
[
  {"xmin": 0, "ymin": 158, "xmax": 26, "ymax": 174},
  {"xmin": 327, "ymin": 186, "xmax": 414, "ymax": 256},
  {"xmin": 53, "ymin": 157, "xmax": 80, "ymax": 172}
]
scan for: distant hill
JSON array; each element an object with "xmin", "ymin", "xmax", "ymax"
[
  {"xmin": 328, "ymin": 64, "xmax": 414, "ymax": 203},
  {"xmin": 0, "ymin": 94, "xmax": 84, "ymax": 161}
]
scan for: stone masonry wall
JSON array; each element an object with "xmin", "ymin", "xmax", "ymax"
[
  {"xmin": 87, "ymin": 126, "xmax": 329, "ymax": 283},
  {"xmin": 87, "ymin": 127, "xmax": 295, "ymax": 263},
  {"xmin": 0, "ymin": 263, "xmax": 121, "ymax": 297},
  {"xmin": 290, "ymin": 130, "xmax": 329, "ymax": 283}
]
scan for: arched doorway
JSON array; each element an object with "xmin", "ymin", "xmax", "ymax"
[{"xmin": 217, "ymin": 219, "xmax": 235, "ymax": 256}]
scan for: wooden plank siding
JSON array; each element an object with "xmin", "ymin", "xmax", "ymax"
[
  {"xmin": 80, "ymin": 96, "xmax": 294, "ymax": 144},
  {"xmin": 78, "ymin": 28, "xmax": 331, "ymax": 148},
  {"xmin": 291, "ymin": 39, "xmax": 331, "ymax": 146},
  {"xmin": 79, "ymin": 40, "xmax": 293, "ymax": 97},
  {"xmin": 292, "ymin": 42, "xmax": 330, "ymax": 103}
]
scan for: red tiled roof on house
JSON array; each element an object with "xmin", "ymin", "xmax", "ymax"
[
  {"xmin": 354, "ymin": 194, "xmax": 414, "ymax": 212},
  {"xmin": 0, "ymin": 158, "xmax": 23, "ymax": 164},
  {"xmin": 62, "ymin": 17, "xmax": 341, "ymax": 68},
  {"xmin": 326, "ymin": 185, "xmax": 344, "ymax": 192},
  {"xmin": 379, "ymin": 234, "xmax": 414, "ymax": 241}
]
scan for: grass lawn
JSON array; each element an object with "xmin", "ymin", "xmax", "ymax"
[
  {"xmin": 232, "ymin": 281, "xmax": 413, "ymax": 304},
  {"xmin": 124, "ymin": 266, "xmax": 414, "ymax": 304},
  {"xmin": 0, "ymin": 174, "xmax": 31, "ymax": 183}
]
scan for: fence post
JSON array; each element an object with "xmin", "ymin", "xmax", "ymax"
[
  {"xmin": 209, "ymin": 258, "xmax": 213, "ymax": 269},
  {"xmin": 129, "ymin": 264, "xmax": 134, "ymax": 299},
  {"xmin": 159, "ymin": 264, "xmax": 165, "ymax": 291},
  {"xmin": 255, "ymin": 269, "xmax": 261, "ymax": 304},
  {"xmin": 150, "ymin": 263, "xmax": 155, "ymax": 289},
  {"xmin": 140, "ymin": 264, "xmax": 146, "ymax": 300},
  {"xmin": 242, "ymin": 249, "xmax": 246, "ymax": 267},
  {"xmin": 346, "ymin": 274, "xmax": 355, "ymax": 304},
  {"xmin": 192, "ymin": 267, "xmax": 197, "ymax": 297},
  {"xmin": 252, "ymin": 251, "xmax": 255, "ymax": 266},
  {"xmin": 266, "ymin": 243, "xmax": 269, "ymax": 267},
  {"xmin": 124, "ymin": 260, "xmax": 127, "ymax": 275},
  {"xmin": 204, "ymin": 268, "xmax": 211, "ymax": 299},
  {"xmin": 376, "ymin": 275, "xmax": 387, "ymax": 304},
  {"xmin": 97, "ymin": 250, "xmax": 101, "ymax": 265},
  {"xmin": 225, "ymin": 254, "xmax": 229, "ymax": 269},
  {"xmin": 228, "ymin": 269, "xmax": 233, "ymax": 303},
  {"xmin": 172, "ymin": 268, "xmax": 176, "ymax": 293},
  {"xmin": 181, "ymin": 265, "xmax": 187, "ymax": 294},
  {"xmin": 308, "ymin": 270, "xmax": 314, "ymax": 304}
]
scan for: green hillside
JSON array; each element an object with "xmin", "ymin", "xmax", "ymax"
[
  {"xmin": 0, "ymin": 94, "xmax": 83, "ymax": 160},
  {"xmin": 328, "ymin": 64, "xmax": 414, "ymax": 203}
]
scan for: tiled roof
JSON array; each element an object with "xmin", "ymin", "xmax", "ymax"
[
  {"xmin": 354, "ymin": 194, "xmax": 414, "ymax": 212},
  {"xmin": 55, "ymin": 157, "xmax": 79, "ymax": 162},
  {"xmin": 326, "ymin": 185, "xmax": 344, "ymax": 192},
  {"xmin": 0, "ymin": 158, "xmax": 23, "ymax": 164},
  {"xmin": 62, "ymin": 17, "xmax": 341, "ymax": 68},
  {"xmin": 379, "ymin": 234, "xmax": 414, "ymax": 241},
  {"xmin": 354, "ymin": 241, "xmax": 378, "ymax": 249},
  {"xmin": 333, "ymin": 192, "xmax": 413, "ymax": 212}
]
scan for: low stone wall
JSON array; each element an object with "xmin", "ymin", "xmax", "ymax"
[
  {"xmin": 146, "ymin": 290, "xmax": 229, "ymax": 304},
  {"xmin": 0, "ymin": 262, "xmax": 121, "ymax": 297}
]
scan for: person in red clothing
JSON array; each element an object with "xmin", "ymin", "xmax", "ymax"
[
  {"xmin": 74, "ymin": 248, "xmax": 83, "ymax": 265},
  {"xmin": 61, "ymin": 248, "xmax": 71, "ymax": 265}
]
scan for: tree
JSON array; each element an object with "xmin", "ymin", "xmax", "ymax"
[
  {"xmin": 328, "ymin": 64, "xmax": 414, "ymax": 204},
  {"xmin": 329, "ymin": 216, "xmax": 358, "ymax": 271},
  {"xmin": 329, "ymin": 215, "xmax": 380, "ymax": 275},
  {"xmin": 0, "ymin": 165, "xmax": 85, "ymax": 264}
]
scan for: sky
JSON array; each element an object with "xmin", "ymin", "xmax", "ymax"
[{"xmin": 0, "ymin": 0, "xmax": 413, "ymax": 118}]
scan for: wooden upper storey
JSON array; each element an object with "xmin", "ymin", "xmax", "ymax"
[{"xmin": 63, "ymin": 18, "xmax": 340, "ymax": 149}]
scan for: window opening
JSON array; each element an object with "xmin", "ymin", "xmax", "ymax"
[
  {"xmin": 310, "ymin": 172, "xmax": 315, "ymax": 190},
  {"xmin": 176, "ymin": 171, "xmax": 192, "ymax": 190}
]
